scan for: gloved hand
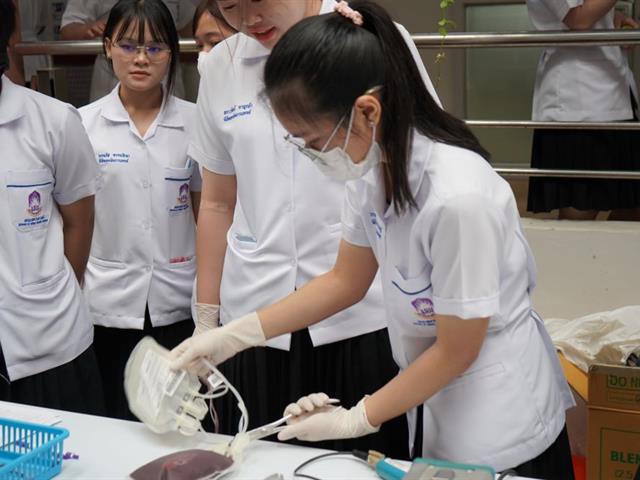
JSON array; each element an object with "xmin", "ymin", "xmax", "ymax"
[
  {"xmin": 194, "ymin": 303, "xmax": 220, "ymax": 335},
  {"xmin": 277, "ymin": 393, "xmax": 379, "ymax": 442},
  {"xmin": 170, "ymin": 312, "xmax": 266, "ymax": 374}
]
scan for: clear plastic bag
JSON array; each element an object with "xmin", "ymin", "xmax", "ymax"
[{"xmin": 545, "ymin": 305, "xmax": 640, "ymax": 372}]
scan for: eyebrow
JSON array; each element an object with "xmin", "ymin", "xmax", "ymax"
[{"xmin": 118, "ymin": 36, "xmax": 165, "ymax": 45}]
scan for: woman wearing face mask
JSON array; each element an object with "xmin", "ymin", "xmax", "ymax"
[
  {"xmin": 193, "ymin": 0, "xmax": 236, "ymax": 57},
  {"xmin": 185, "ymin": 0, "xmax": 439, "ymax": 457},
  {"xmin": 79, "ymin": 0, "xmax": 201, "ymax": 420},
  {"xmin": 0, "ymin": 0, "xmax": 104, "ymax": 415},
  {"xmin": 172, "ymin": 2, "xmax": 576, "ymax": 478}
]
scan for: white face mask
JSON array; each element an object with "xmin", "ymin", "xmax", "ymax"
[
  {"xmin": 197, "ymin": 50, "xmax": 208, "ymax": 75},
  {"xmin": 285, "ymin": 107, "xmax": 383, "ymax": 182}
]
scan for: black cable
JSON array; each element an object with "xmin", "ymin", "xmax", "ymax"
[
  {"xmin": 293, "ymin": 450, "xmax": 369, "ymax": 480},
  {"xmin": 497, "ymin": 469, "xmax": 519, "ymax": 480}
]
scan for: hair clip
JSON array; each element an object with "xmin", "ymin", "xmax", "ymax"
[{"xmin": 334, "ymin": 1, "xmax": 364, "ymax": 26}]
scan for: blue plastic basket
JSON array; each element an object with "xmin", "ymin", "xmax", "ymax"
[{"xmin": 0, "ymin": 417, "xmax": 69, "ymax": 480}]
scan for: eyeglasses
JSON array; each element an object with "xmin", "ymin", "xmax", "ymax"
[
  {"xmin": 282, "ymin": 85, "xmax": 383, "ymax": 162},
  {"xmin": 284, "ymin": 114, "xmax": 348, "ymax": 164},
  {"xmin": 112, "ymin": 41, "xmax": 171, "ymax": 62}
]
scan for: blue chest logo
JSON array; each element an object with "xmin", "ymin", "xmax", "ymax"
[
  {"xmin": 369, "ymin": 211, "xmax": 383, "ymax": 238},
  {"xmin": 223, "ymin": 102, "xmax": 253, "ymax": 122}
]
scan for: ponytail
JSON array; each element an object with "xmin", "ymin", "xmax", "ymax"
[{"xmin": 265, "ymin": 1, "xmax": 490, "ymax": 214}]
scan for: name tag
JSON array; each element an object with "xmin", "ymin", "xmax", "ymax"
[{"xmin": 98, "ymin": 152, "xmax": 130, "ymax": 164}]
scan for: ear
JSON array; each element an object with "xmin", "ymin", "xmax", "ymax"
[
  {"xmin": 104, "ymin": 37, "xmax": 113, "ymax": 59},
  {"xmin": 354, "ymin": 93, "xmax": 382, "ymax": 128}
]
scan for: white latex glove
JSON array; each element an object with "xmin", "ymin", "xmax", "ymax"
[
  {"xmin": 170, "ymin": 312, "xmax": 266, "ymax": 374},
  {"xmin": 277, "ymin": 393, "xmax": 379, "ymax": 442},
  {"xmin": 194, "ymin": 303, "xmax": 220, "ymax": 335}
]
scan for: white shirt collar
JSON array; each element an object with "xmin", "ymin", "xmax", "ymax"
[
  {"xmin": 100, "ymin": 84, "xmax": 184, "ymax": 128},
  {"xmin": 363, "ymin": 131, "xmax": 433, "ymax": 219},
  {"xmin": 0, "ymin": 76, "xmax": 26, "ymax": 125}
]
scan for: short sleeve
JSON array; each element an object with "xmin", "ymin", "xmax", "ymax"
[
  {"xmin": 340, "ymin": 182, "xmax": 370, "ymax": 248},
  {"xmin": 539, "ymin": 0, "xmax": 583, "ymax": 21},
  {"xmin": 187, "ymin": 62, "xmax": 235, "ymax": 175},
  {"xmin": 61, "ymin": 0, "xmax": 95, "ymax": 27},
  {"xmin": 394, "ymin": 22, "xmax": 442, "ymax": 109},
  {"xmin": 427, "ymin": 194, "xmax": 504, "ymax": 319},
  {"xmin": 52, "ymin": 107, "xmax": 99, "ymax": 205},
  {"xmin": 189, "ymin": 159, "xmax": 203, "ymax": 192},
  {"xmin": 175, "ymin": 0, "xmax": 197, "ymax": 30}
]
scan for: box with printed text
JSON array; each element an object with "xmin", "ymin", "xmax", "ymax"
[{"xmin": 558, "ymin": 355, "xmax": 640, "ymax": 480}]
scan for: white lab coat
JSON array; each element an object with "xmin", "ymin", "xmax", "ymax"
[
  {"xmin": 61, "ymin": 0, "xmax": 194, "ymax": 101},
  {"xmin": 189, "ymin": 0, "xmax": 441, "ymax": 350},
  {"xmin": 79, "ymin": 86, "xmax": 201, "ymax": 329},
  {"xmin": 0, "ymin": 75, "xmax": 98, "ymax": 381},
  {"xmin": 18, "ymin": 0, "xmax": 51, "ymax": 81},
  {"xmin": 528, "ymin": 0, "xmax": 637, "ymax": 121},
  {"xmin": 341, "ymin": 131, "xmax": 575, "ymax": 471}
]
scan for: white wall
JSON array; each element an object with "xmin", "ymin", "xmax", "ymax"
[{"xmin": 523, "ymin": 219, "xmax": 640, "ymax": 320}]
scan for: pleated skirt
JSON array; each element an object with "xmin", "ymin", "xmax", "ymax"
[{"xmin": 212, "ymin": 327, "xmax": 410, "ymax": 459}]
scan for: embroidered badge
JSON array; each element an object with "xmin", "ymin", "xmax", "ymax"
[
  {"xmin": 98, "ymin": 152, "xmax": 130, "ymax": 164},
  {"xmin": 412, "ymin": 297, "xmax": 435, "ymax": 326},
  {"xmin": 223, "ymin": 102, "xmax": 253, "ymax": 122},
  {"xmin": 169, "ymin": 183, "xmax": 190, "ymax": 214},
  {"xmin": 27, "ymin": 190, "xmax": 42, "ymax": 216},
  {"xmin": 177, "ymin": 183, "xmax": 190, "ymax": 204}
]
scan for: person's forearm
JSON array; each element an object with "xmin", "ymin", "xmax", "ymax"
[
  {"xmin": 195, "ymin": 200, "xmax": 232, "ymax": 304},
  {"xmin": 59, "ymin": 23, "xmax": 90, "ymax": 40},
  {"xmin": 364, "ymin": 341, "xmax": 475, "ymax": 427},
  {"xmin": 258, "ymin": 268, "xmax": 363, "ymax": 339},
  {"xmin": 564, "ymin": 0, "xmax": 618, "ymax": 30},
  {"xmin": 63, "ymin": 219, "xmax": 94, "ymax": 283}
]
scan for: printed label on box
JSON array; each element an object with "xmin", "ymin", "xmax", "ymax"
[{"xmin": 601, "ymin": 428, "xmax": 640, "ymax": 480}]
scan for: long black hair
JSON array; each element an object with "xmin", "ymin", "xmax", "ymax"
[
  {"xmin": 103, "ymin": 0, "xmax": 180, "ymax": 96},
  {"xmin": 264, "ymin": 1, "xmax": 490, "ymax": 214},
  {"xmin": 0, "ymin": 0, "xmax": 16, "ymax": 95}
]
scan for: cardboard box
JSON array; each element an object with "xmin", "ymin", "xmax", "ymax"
[{"xmin": 558, "ymin": 355, "xmax": 640, "ymax": 480}]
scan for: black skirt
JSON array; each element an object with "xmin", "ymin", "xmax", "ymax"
[
  {"xmin": 510, "ymin": 425, "xmax": 575, "ymax": 480},
  {"xmin": 92, "ymin": 309, "xmax": 193, "ymax": 420},
  {"xmin": 0, "ymin": 345, "xmax": 106, "ymax": 416},
  {"xmin": 211, "ymin": 327, "xmax": 410, "ymax": 460},
  {"xmin": 527, "ymin": 127, "xmax": 640, "ymax": 212}
]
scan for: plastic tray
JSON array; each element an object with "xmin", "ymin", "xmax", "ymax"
[{"xmin": 0, "ymin": 417, "xmax": 69, "ymax": 480}]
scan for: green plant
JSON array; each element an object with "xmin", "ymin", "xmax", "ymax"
[
  {"xmin": 435, "ymin": 0, "xmax": 455, "ymax": 85},
  {"xmin": 437, "ymin": 0, "xmax": 456, "ymax": 38}
]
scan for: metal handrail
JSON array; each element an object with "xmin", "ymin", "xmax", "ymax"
[
  {"xmin": 14, "ymin": 39, "xmax": 195, "ymax": 55},
  {"xmin": 494, "ymin": 168, "xmax": 640, "ymax": 180},
  {"xmin": 12, "ymin": 33, "xmax": 640, "ymax": 182},
  {"xmin": 412, "ymin": 29, "xmax": 640, "ymax": 48},
  {"xmin": 12, "ymin": 29, "xmax": 640, "ymax": 55},
  {"xmin": 468, "ymin": 121, "xmax": 640, "ymax": 129}
]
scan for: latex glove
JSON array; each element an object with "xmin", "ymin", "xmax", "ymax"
[
  {"xmin": 277, "ymin": 394, "xmax": 379, "ymax": 442},
  {"xmin": 194, "ymin": 303, "xmax": 220, "ymax": 335},
  {"xmin": 170, "ymin": 312, "xmax": 266, "ymax": 374}
]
